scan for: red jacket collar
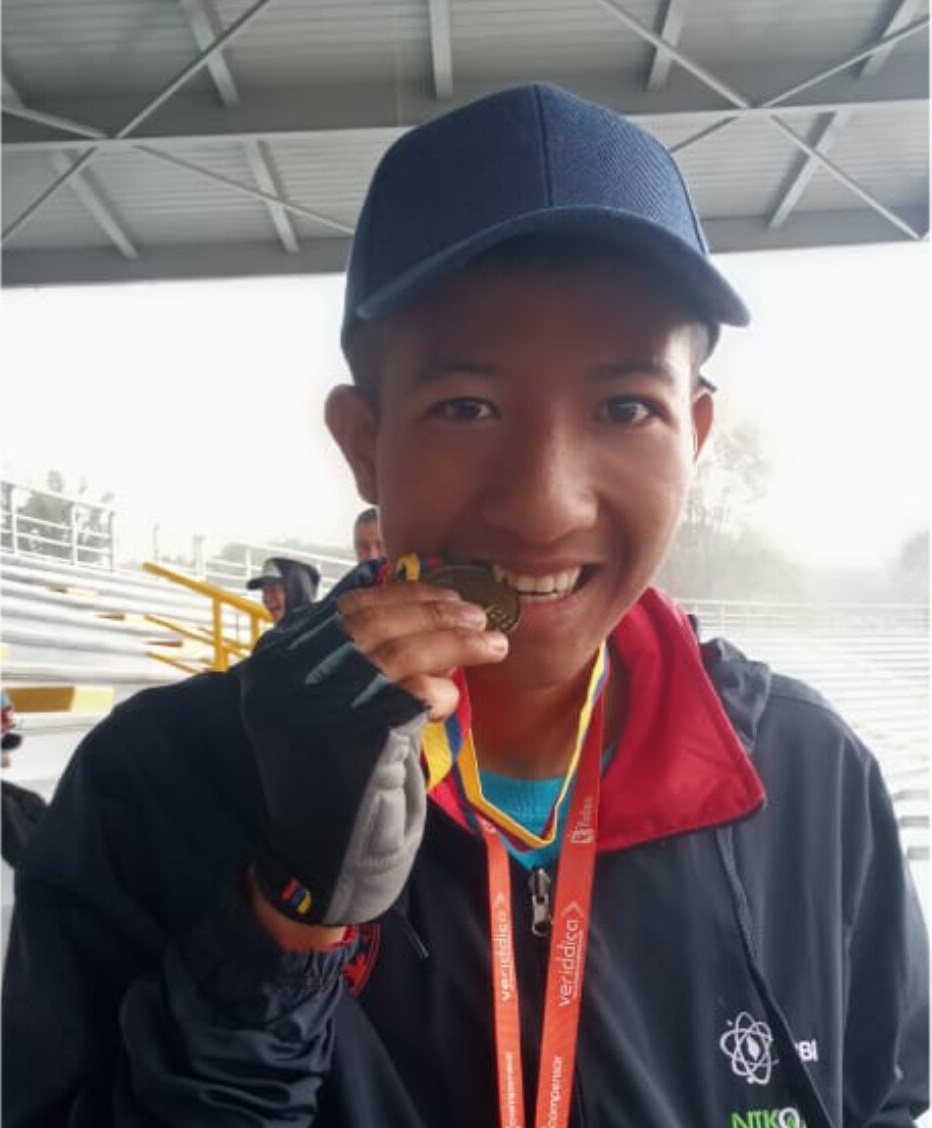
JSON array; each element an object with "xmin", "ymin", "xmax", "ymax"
[
  {"xmin": 596, "ymin": 587, "xmax": 765, "ymax": 851},
  {"xmin": 430, "ymin": 587, "xmax": 766, "ymax": 851}
]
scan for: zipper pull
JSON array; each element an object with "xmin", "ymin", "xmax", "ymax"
[{"xmin": 529, "ymin": 867, "xmax": 552, "ymax": 937}]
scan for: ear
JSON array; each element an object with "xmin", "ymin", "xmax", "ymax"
[
  {"xmin": 325, "ymin": 385, "xmax": 379, "ymax": 504},
  {"xmin": 690, "ymin": 386, "xmax": 714, "ymax": 462}
]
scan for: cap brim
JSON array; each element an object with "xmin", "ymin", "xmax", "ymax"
[
  {"xmin": 246, "ymin": 576, "xmax": 280, "ymax": 590},
  {"xmin": 354, "ymin": 207, "xmax": 749, "ymax": 334}
]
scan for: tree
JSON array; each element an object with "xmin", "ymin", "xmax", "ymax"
[
  {"xmin": 658, "ymin": 422, "xmax": 805, "ymax": 600},
  {"xmin": 891, "ymin": 529, "xmax": 929, "ymax": 603}
]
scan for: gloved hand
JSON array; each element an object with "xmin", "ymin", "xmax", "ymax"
[{"xmin": 240, "ymin": 575, "xmax": 508, "ymax": 926}]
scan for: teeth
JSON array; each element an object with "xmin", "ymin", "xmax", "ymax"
[{"xmin": 491, "ymin": 565, "xmax": 582, "ymax": 598}]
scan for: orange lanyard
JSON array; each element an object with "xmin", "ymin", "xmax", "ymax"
[{"xmin": 479, "ymin": 696, "xmax": 603, "ymax": 1128}]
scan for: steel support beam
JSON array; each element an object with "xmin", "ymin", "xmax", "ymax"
[
  {"xmin": 3, "ymin": 77, "xmax": 137, "ymax": 258},
  {"xmin": 243, "ymin": 139, "xmax": 300, "ymax": 251},
  {"xmin": 1, "ymin": 82, "xmax": 921, "ymax": 246},
  {"xmin": 666, "ymin": 17, "xmax": 927, "ymax": 152},
  {"xmin": 428, "ymin": 0, "xmax": 454, "ymax": 99},
  {"xmin": 591, "ymin": 0, "xmax": 926, "ymax": 240},
  {"xmin": 5, "ymin": 205, "xmax": 928, "ymax": 288},
  {"xmin": 48, "ymin": 153, "xmax": 138, "ymax": 259},
  {"xmin": 177, "ymin": 0, "xmax": 299, "ymax": 252},
  {"xmin": 3, "ymin": 81, "xmax": 923, "ymax": 155},
  {"xmin": 178, "ymin": 0, "xmax": 241, "ymax": 106},
  {"xmin": 861, "ymin": 0, "xmax": 927, "ymax": 78},
  {"xmin": 1, "ymin": 97, "xmax": 352, "ymax": 236},
  {"xmin": 1, "ymin": 0, "xmax": 276, "ymax": 245},
  {"xmin": 768, "ymin": 0, "xmax": 925, "ymax": 228},
  {"xmin": 768, "ymin": 111, "xmax": 851, "ymax": 228},
  {"xmin": 646, "ymin": 0, "xmax": 685, "ymax": 92}
]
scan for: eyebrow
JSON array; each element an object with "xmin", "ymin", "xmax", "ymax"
[
  {"xmin": 589, "ymin": 360, "xmax": 680, "ymax": 386},
  {"xmin": 409, "ymin": 360, "xmax": 499, "ymax": 391},
  {"xmin": 410, "ymin": 358, "xmax": 681, "ymax": 390}
]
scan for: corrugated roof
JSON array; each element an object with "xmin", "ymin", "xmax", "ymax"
[{"xmin": 2, "ymin": 0, "xmax": 927, "ymax": 286}]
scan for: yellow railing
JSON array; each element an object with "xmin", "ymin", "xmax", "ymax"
[{"xmin": 142, "ymin": 561, "xmax": 271, "ymax": 673}]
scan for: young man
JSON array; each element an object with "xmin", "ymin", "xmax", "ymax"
[
  {"xmin": 352, "ymin": 506, "xmax": 384, "ymax": 562},
  {"xmin": 3, "ymin": 85, "xmax": 927, "ymax": 1128}
]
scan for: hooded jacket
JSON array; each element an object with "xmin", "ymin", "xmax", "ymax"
[{"xmin": 3, "ymin": 588, "xmax": 927, "ymax": 1127}]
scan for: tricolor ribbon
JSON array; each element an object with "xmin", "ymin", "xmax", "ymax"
[{"xmin": 387, "ymin": 553, "xmax": 608, "ymax": 850}]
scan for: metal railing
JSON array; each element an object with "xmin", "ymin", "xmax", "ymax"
[
  {"xmin": 141, "ymin": 561, "xmax": 272, "ymax": 673},
  {"xmin": 1, "ymin": 478, "xmax": 355, "ymax": 590},
  {"xmin": 1, "ymin": 480, "xmax": 116, "ymax": 569},
  {"xmin": 680, "ymin": 597, "xmax": 929, "ymax": 635}
]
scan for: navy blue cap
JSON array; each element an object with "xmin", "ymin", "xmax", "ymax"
[{"xmin": 342, "ymin": 83, "xmax": 749, "ymax": 350}]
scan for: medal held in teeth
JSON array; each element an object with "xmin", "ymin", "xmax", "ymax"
[
  {"xmin": 388, "ymin": 554, "xmax": 519, "ymax": 791},
  {"xmin": 392, "ymin": 554, "xmax": 521, "ymax": 634},
  {"xmin": 424, "ymin": 565, "xmax": 521, "ymax": 634}
]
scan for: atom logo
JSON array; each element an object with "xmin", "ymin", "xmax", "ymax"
[{"xmin": 719, "ymin": 1012, "xmax": 777, "ymax": 1085}]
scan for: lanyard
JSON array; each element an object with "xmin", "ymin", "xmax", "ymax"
[{"xmin": 479, "ymin": 690, "xmax": 603, "ymax": 1128}]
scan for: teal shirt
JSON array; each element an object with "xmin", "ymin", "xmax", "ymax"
[
  {"xmin": 476, "ymin": 770, "xmax": 569, "ymax": 870},
  {"xmin": 477, "ymin": 743, "xmax": 617, "ymax": 870}
]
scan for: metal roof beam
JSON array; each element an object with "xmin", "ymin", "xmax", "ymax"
[
  {"xmin": 5, "ymin": 204, "xmax": 929, "ymax": 288},
  {"xmin": 769, "ymin": 0, "xmax": 924, "ymax": 228},
  {"xmin": 3, "ymin": 77, "xmax": 137, "ymax": 259},
  {"xmin": 0, "ymin": 94, "xmax": 352, "ymax": 235},
  {"xmin": 1, "ymin": 0, "xmax": 275, "ymax": 245},
  {"xmin": 427, "ymin": 0, "xmax": 454, "ymax": 99},
  {"xmin": 591, "ymin": 0, "xmax": 926, "ymax": 240},
  {"xmin": 4, "ymin": 80, "xmax": 924, "ymax": 154},
  {"xmin": 48, "ymin": 153, "xmax": 138, "ymax": 259},
  {"xmin": 665, "ymin": 16, "xmax": 926, "ymax": 151},
  {"xmin": 646, "ymin": 0, "xmax": 685, "ymax": 92},
  {"xmin": 243, "ymin": 139, "xmax": 300, "ymax": 251},
  {"xmin": 177, "ymin": 0, "xmax": 240, "ymax": 107},
  {"xmin": 768, "ymin": 111, "xmax": 850, "ymax": 228},
  {"xmin": 860, "ymin": 0, "xmax": 927, "ymax": 78},
  {"xmin": 5, "ymin": 92, "xmax": 922, "ymax": 249},
  {"xmin": 178, "ymin": 0, "xmax": 299, "ymax": 253}
]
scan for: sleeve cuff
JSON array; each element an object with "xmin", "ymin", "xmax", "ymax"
[{"xmin": 176, "ymin": 875, "xmax": 357, "ymax": 1027}]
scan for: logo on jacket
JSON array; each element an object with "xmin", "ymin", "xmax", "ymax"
[
  {"xmin": 719, "ymin": 1012, "xmax": 776, "ymax": 1085},
  {"xmin": 730, "ymin": 1108, "xmax": 807, "ymax": 1128},
  {"xmin": 343, "ymin": 922, "xmax": 381, "ymax": 997}
]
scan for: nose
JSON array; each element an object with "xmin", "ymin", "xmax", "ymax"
[{"xmin": 479, "ymin": 410, "xmax": 598, "ymax": 545}]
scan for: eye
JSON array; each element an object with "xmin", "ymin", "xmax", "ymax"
[
  {"xmin": 427, "ymin": 398, "xmax": 496, "ymax": 422},
  {"xmin": 598, "ymin": 398, "xmax": 656, "ymax": 426}
]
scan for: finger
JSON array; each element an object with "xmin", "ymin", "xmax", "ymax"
[
  {"xmin": 399, "ymin": 674, "xmax": 461, "ymax": 721},
  {"xmin": 369, "ymin": 626, "xmax": 509, "ymax": 685},
  {"xmin": 346, "ymin": 598, "xmax": 488, "ymax": 654},
  {"xmin": 337, "ymin": 581, "xmax": 462, "ymax": 618}
]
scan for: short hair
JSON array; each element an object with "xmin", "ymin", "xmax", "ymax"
[
  {"xmin": 345, "ymin": 233, "xmax": 712, "ymax": 407},
  {"xmin": 354, "ymin": 507, "xmax": 379, "ymax": 528}
]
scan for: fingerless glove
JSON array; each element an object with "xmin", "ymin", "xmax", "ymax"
[{"xmin": 240, "ymin": 597, "xmax": 429, "ymax": 926}]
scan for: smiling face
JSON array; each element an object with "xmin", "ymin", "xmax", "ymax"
[
  {"xmin": 330, "ymin": 257, "xmax": 713, "ymax": 689},
  {"xmin": 354, "ymin": 517, "xmax": 385, "ymax": 562},
  {"xmin": 260, "ymin": 580, "xmax": 287, "ymax": 624}
]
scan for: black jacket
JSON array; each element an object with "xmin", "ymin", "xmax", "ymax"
[{"xmin": 3, "ymin": 590, "xmax": 927, "ymax": 1127}]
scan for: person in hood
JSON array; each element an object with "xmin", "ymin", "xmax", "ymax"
[
  {"xmin": 3, "ymin": 85, "xmax": 927, "ymax": 1128},
  {"xmin": 246, "ymin": 555, "xmax": 321, "ymax": 624}
]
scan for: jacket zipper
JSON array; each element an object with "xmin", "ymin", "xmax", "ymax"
[
  {"xmin": 527, "ymin": 866, "xmax": 588, "ymax": 1128},
  {"xmin": 528, "ymin": 867, "xmax": 552, "ymax": 937}
]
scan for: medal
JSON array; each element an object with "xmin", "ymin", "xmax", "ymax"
[{"xmin": 423, "ymin": 564, "xmax": 521, "ymax": 634}]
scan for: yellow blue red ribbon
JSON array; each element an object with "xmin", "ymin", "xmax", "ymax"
[{"xmin": 389, "ymin": 554, "xmax": 609, "ymax": 848}]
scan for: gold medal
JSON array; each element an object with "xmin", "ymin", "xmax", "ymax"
[{"xmin": 424, "ymin": 565, "xmax": 521, "ymax": 634}]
